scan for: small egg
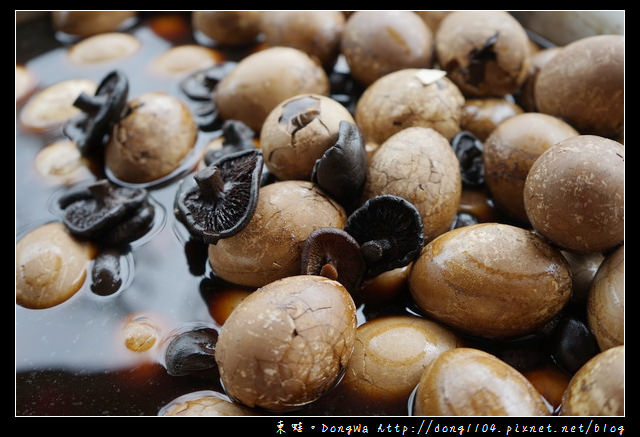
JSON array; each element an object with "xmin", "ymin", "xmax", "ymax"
[
  {"xmin": 150, "ymin": 45, "xmax": 225, "ymax": 76},
  {"xmin": 336, "ymin": 315, "xmax": 460, "ymax": 415},
  {"xmin": 159, "ymin": 391, "xmax": 258, "ymax": 416},
  {"xmin": 414, "ymin": 348, "xmax": 549, "ymax": 416},
  {"xmin": 409, "ymin": 223, "xmax": 572, "ymax": 338},
  {"xmin": 68, "ymin": 32, "xmax": 140, "ymax": 64},
  {"xmin": 19, "ymin": 79, "xmax": 97, "ymax": 132},
  {"xmin": 123, "ymin": 316, "xmax": 160, "ymax": 353},
  {"xmin": 215, "ymin": 275, "xmax": 357, "ymax": 412},
  {"xmin": 16, "ymin": 222, "xmax": 96, "ymax": 309}
]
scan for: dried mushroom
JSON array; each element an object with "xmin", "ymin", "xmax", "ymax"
[
  {"xmin": 311, "ymin": 120, "xmax": 367, "ymax": 208},
  {"xmin": 203, "ymin": 120, "xmax": 255, "ymax": 165},
  {"xmin": 345, "ymin": 195, "xmax": 425, "ymax": 278},
  {"xmin": 301, "ymin": 227, "xmax": 365, "ymax": 294},
  {"xmin": 60, "ymin": 179, "xmax": 154, "ymax": 246},
  {"xmin": 175, "ymin": 149, "xmax": 263, "ymax": 245},
  {"xmin": 64, "ymin": 70, "xmax": 129, "ymax": 156},
  {"xmin": 450, "ymin": 131, "xmax": 484, "ymax": 187},
  {"xmin": 164, "ymin": 327, "xmax": 219, "ymax": 377}
]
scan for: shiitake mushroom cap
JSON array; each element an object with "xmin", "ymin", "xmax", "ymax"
[
  {"xmin": 311, "ymin": 120, "xmax": 367, "ymax": 208},
  {"xmin": 301, "ymin": 227, "xmax": 365, "ymax": 294},
  {"xmin": 175, "ymin": 149, "xmax": 263, "ymax": 244},
  {"xmin": 63, "ymin": 70, "xmax": 129, "ymax": 156},
  {"xmin": 345, "ymin": 195, "xmax": 425, "ymax": 278}
]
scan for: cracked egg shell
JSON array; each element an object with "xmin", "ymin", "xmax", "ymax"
[
  {"xmin": 337, "ymin": 315, "xmax": 460, "ymax": 415},
  {"xmin": 215, "ymin": 47, "xmax": 329, "ymax": 132},
  {"xmin": 414, "ymin": 348, "xmax": 549, "ymax": 416},
  {"xmin": 523, "ymin": 135, "xmax": 624, "ymax": 253},
  {"xmin": 215, "ymin": 275, "xmax": 357, "ymax": 412},
  {"xmin": 535, "ymin": 35, "xmax": 624, "ymax": 138},
  {"xmin": 105, "ymin": 92, "xmax": 197, "ymax": 183},
  {"xmin": 409, "ymin": 223, "xmax": 572, "ymax": 339},
  {"xmin": 208, "ymin": 180, "xmax": 346, "ymax": 288},
  {"xmin": 362, "ymin": 127, "xmax": 461, "ymax": 241},
  {"xmin": 260, "ymin": 94, "xmax": 354, "ymax": 181},
  {"xmin": 355, "ymin": 69, "xmax": 464, "ymax": 150},
  {"xmin": 435, "ymin": 11, "xmax": 531, "ymax": 97}
]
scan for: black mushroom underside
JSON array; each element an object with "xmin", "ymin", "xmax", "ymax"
[
  {"xmin": 345, "ymin": 195, "xmax": 425, "ymax": 278},
  {"xmin": 175, "ymin": 149, "xmax": 263, "ymax": 244}
]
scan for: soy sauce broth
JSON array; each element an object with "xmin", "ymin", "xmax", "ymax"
[
  {"xmin": 15, "ymin": 12, "xmax": 237, "ymax": 416},
  {"xmin": 16, "ymin": 12, "xmax": 573, "ymax": 417}
]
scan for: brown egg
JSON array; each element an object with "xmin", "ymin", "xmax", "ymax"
[
  {"xmin": 414, "ymin": 348, "xmax": 549, "ymax": 416},
  {"xmin": 362, "ymin": 127, "xmax": 461, "ymax": 240},
  {"xmin": 16, "ymin": 222, "xmax": 96, "ymax": 309},
  {"xmin": 215, "ymin": 275, "xmax": 357, "ymax": 412},
  {"xmin": 215, "ymin": 47, "xmax": 329, "ymax": 132},
  {"xmin": 150, "ymin": 45, "xmax": 225, "ymax": 76},
  {"xmin": 19, "ymin": 79, "xmax": 97, "ymax": 132},
  {"xmin": 34, "ymin": 139, "xmax": 92, "ymax": 184},
  {"xmin": 483, "ymin": 113, "xmax": 578, "ymax": 223},
  {"xmin": 342, "ymin": 11, "xmax": 433, "ymax": 85},
  {"xmin": 561, "ymin": 345, "xmax": 624, "ymax": 416},
  {"xmin": 337, "ymin": 315, "xmax": 460, "ymax": 415},
  {"xmin": 523, "ymin": 135, "xmax": 624, "ymax": 253},
  {"xmin": 260, "ymin": 94, "xmax": 354, "ymax": 180},
  {"xmin": 105, "ymin": 92, "xmax": 198, "ymax": 184},
  {"xmin": 159, "ymin": 391, "xmax": 258, "ymax": 416},
  {"xmin": 355, "ymin": 69, "xmax": 464, "ymax": 150},
  {"xmin": 535, "ymin": 35, "xmax": 624, "ymax": 138},
  {"xmin": 209, "ymin": 181, "xmax": 346, "ymax": 288},
  {"xmin": 460, "ymin": 98, "xmax": 524, "ymax": 141},
  {"xmin": 261, "ymin": 11, "xmax": 345, "ymax": 68},
  {"xmin": 409, "ymin": 223, "xmax": 572, "ymax": 338},
  {"xmin": 587, "ymin": 246, "xmax": 624, "ymax": 351},
  {"xmin": 516, "ymin": 47, "xmax": 562, "ymax": 112},
  {"xmin": 67, "ymin": 32, "xmax": 140, "ymax": 64},
  {"xmin": 192, "ymin": 11, "xmax": 262, "ymax": 46},
  {"xmin": 51, "ymin": 11, "xmax": 136, "ymax": 37},
  {"xmin": 435, "ymin": 11, "xmax": 530, "ymax": 97}
]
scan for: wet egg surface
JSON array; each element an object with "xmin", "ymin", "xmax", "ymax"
[{"xmin": 16, "ymin": 12, "xmax": 621, "ymax": 417}]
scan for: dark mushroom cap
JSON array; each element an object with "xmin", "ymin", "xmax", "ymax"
[
  {"xmin": 301, "ymin": 227, "xmax": 365, "ymax": 294},
  {"xmin": 180, "ymin": 62, "xmax": 236, "ymax": 101},
  {"xmin": 164, "ymin": 327, "xmax": 219, "ymax": 377},
  {"xmin": 175, "ymin": 149, "xmax": 263, "ymax": 244},
  {"xmin": 61, "ymin": 179, "xmax": 150, "ymax": 241},
  {"xmin": 311, "ymin": 120, "xmax": 367, "ymax": 208},
  {"xmin": 64, "ymin": 70, "xmax": 129, "ymax": 156},
  {"xmin": 204, "ymin": 119, "xmax": 255, "ymax": 165},
  {"xmin": 345, "ymin": 195, "xmax": 425, "ymax": 278},
  {"xmin": 450, "ymin": 131, "xmax": 485, "ymax": 187}
]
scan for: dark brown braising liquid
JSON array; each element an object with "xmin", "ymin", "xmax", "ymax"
[{"xmin": 16, "ymin": 13, "xmax": 573, "ymax": 416}]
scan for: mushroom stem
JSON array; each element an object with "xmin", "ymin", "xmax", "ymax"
[
  {"xmin": 195, "ymin": 166, "xmax": 226, "ymax": 201},
  {"xmin": 73, "ymin": 93, "xmax": 108, "ymax": 115},
  {"xmin": 320, "ymin": 262, "xmax": 339, "ymax": 281},
  {"xmin": 361, "ymin": 239, "xmax": 393, "ymax": 263}
]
